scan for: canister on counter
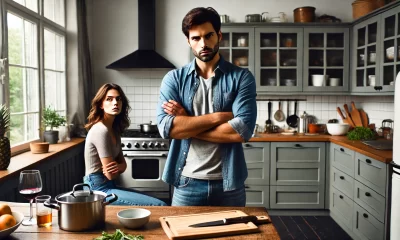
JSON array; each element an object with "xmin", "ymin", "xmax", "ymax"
[{"xmin": 299, "ymin": 111, "xmax": 308, "ymax": 134}]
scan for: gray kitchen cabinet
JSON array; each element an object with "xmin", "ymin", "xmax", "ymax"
[
  {"xmin": 303, "ymin": 27, "xmax": 350, "ymax": 93},
  {"xmin": 379, "ymin": 5, "xmax": 400, "ymax": 93},
  {"xmin": 255, "ymin": 27, "xmax": 303, "ymax": 92},
  {"xmin": 329, "ymin": 143, "xmax": 389, "ymax": 240},
  {"xmin": 270, "ymin": 142, "xmax": 325, "ymax": 209},
  {"xmin": 244, "ymin": 185, "xmax": 269, "ymax": 208},
  {"xmin": 354, "ymin": 152, "xmax": 387, "ymax": 196},
  {"xmin": 330, "ymin": 143, "xmax": 355, "ymax": 177},
  {"xmin": 243, "ymin": 142, "xmax": 270, "ymax": 208},
  {"xmin": 330, "ymin": 186, "xmax": 354, "ymax": 230},
  {"xmin": 353, "ymin": 203, "xmax": 385, "ymax": 240},
  {"xmin": 351, "ymin": 5, "xmax": 400, "ymax": 94},
  {"xmin": 220, "ymin": 27, "xmax": 255, "ymax": 75},
  {"xmin": 243, "ymin": 142, "xmax": 270, "ymax": 185}
]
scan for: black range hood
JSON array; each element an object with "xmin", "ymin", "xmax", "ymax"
[{"xmin": 106, "ymin": 0, "xmax": 175, "ymax": 69}]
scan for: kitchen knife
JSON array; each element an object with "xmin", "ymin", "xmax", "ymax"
[{"xmin": 188, "ymin": 215, "xmax": 269, "ymax": 227}]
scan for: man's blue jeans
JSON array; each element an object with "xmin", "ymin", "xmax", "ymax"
[
  {"xmin": 172, "ymin": 176, "xmax": 246, "ymax": 206},
  {"xmin": 83, "ymin": 172, "xmax": 167, "ymax": 206}
]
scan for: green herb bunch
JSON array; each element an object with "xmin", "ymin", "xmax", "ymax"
[
  {"xmin": 93, "ymin": 229, "xmax": 144, "ymax": 240},
  {"xmin": 347, "ymin": 127, "xmax": 375, "ymax": 140}
]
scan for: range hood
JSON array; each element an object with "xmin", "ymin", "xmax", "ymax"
[{"xmin": 106, "ymin": 0, "xmax": 175, "ymax": 69}]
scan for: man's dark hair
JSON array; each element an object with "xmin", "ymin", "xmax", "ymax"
[{"xmin": 182, "ymin": 7, "xmax": 221, "ymax": 38}]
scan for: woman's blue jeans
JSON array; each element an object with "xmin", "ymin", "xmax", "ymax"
[
  {"xmin": 83, "ymin": 172, "xmax": 167, "ymax": 206},
  {"xmin": 172, "ymin": 176, "xmax": 246, "ymax": 206}
]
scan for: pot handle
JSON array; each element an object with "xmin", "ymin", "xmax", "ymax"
[
  {"xmin": 103, "ymin": 193, "xmax": 118, "ymax": 206},
  {"xmin": 71, "ymin": 183, "xmax": 93, "ymax": 197},
  {"xmin": 44, "ymin": 200, "xmax": 60, "ymax": 211}
]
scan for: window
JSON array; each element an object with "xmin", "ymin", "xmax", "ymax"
[{"xmin": 2, "ymin": 0, "xmax": 66, "ymax": 153}]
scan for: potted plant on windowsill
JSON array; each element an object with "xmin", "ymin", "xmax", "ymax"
[
  {"xmin": 0, "ymin": 104, "xmax": 11, "ymax": 170},
  {"xmin": 42, "ymin": 106, "xmax": 66, "ymax": 144}
]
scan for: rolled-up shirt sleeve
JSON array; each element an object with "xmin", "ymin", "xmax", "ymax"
[
  {"xmin": 228, "ymin": 70, "xmax": 257, "ymax": 142},
  {"xmin": 157, "ymin": 71, "xmax": 179, "ymax": 139}
]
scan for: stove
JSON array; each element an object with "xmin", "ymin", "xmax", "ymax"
[
  {"xmin": 120, "ymin": 129, "xmax": 169, "ymax": 151},
  {"xmin": 118, "ymin": 129, "xmax": 170, "ymax": 204}
]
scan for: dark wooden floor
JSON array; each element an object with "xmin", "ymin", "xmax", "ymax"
[{"xmin": 270, "ymin": 216, "xmax": 352, "ymax": 240}]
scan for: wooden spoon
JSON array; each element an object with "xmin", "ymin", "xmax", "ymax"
[
  {"xmin": 274, "ymin": 101, "xmax": 285, "ymax": 122},
  {"xmin": 351, "ymin": 101, "xmax": 363, "ymax": 127}
]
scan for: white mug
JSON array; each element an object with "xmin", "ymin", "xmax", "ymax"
[
  {"xmin": 368, "ymin": 75, "xmax": 376, "ymax": 86},
  {"xmin": 329, "ymin": 78, "xmax": 340, "ymax": 86}
]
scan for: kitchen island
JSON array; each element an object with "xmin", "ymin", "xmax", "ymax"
[{"xmin": 1, "ymin": 202, "xmax": 279, "ymax": 240}]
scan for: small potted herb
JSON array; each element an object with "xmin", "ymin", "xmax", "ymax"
[
  {"xmin": 347, "ymin": 126, "xmax": 376, "ymax": 141},
  {"xmin": 42, "ymin": 106, "xmax": 66, "ymax": 144}
]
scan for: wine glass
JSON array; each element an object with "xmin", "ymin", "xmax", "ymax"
[{"xmin": 18, "ymin": 170, "xmax": 43, "ymax": 226}]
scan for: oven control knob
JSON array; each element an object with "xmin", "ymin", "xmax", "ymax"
[
  {"xmin": 148, "ymin": 142, "xmax": 154, "ymax": 148},
  {"xmin": 127, "ymin": 143, "xmax": 132, "ymax": 148},
  {"xmin": 161, "ymin": 143, "xmax": 166, "ymax": 148},
  {"xmin": 142, "ymin": 142, "xmax": 148, "ymax": 148},
  {"xmin": 121, "ymin": 143, "xmax": 125, "ymax": 148},
  {"xmin": 133, "ymin": 143, "xmax": 139, "ymax": 148},
  {"xmin": 155, "ymin": 142, "xmax": 161, "ymax": 148}
]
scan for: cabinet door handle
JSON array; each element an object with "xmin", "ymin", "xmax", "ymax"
[
  {"xmin": 339, "ymin": 195, "xmax": 343, "ymax": 199},
  {"xmin": 340, "ymin": 176, "xmax": 345, "ymax": 180},
  {"xmin": 245, "ymin": 144, "xmax": 251, "ymax": 147},
  {"xmin": 366, "ymin": 159, "xmax": 372, "ymax": 164},
  {"xmin": 340, "ymin": 148, "xmax": 345, "ymax": 152},
  {"xmin": 245, "ymin": 185, "xmax": 250, "ymax": 189},
  {"xmin": 363, "ymin": 213, "xmax": 368, "ymax": 218},
  {"xmin": 365, "ymin": 192, "xmax": 371, "ymax": 197},
  {"xmin": 294, "ymin": 144, "xmax": 302, "ymax": 148}
]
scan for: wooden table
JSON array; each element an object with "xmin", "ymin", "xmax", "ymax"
[{"xmin": 2, "ymin": 202, "xmax": 280, "ymax": 240}]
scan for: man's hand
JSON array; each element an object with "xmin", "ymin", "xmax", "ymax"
[
  {"xmin": 162, "ymin": 100, "xmax": 187, "ymax": 116},
  {"xmin": 103, "ymin": 161, "xmax": 119, "ymax": 175}
]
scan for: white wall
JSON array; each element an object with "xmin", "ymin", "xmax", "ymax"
[{"xmin": 87, "ymin": 0, "xmax": 394, "ymax": 129}]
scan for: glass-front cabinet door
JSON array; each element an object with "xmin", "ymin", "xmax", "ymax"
[
  {"xmin": 379, "ymin": 5, "xmax": 400, "ymax": 92},
  {"xmin": 303, "ymin": 28, "xmax": 349, "ymax": 92},
  {"xmin": 255, "ymin": 28, "xmax": 303, "ymax": 92},
  {"xmin": 220, "ymin": 27, "xmax": 255, "ymax": 75},
  {"xmin": 352, "ymin": 16, "xmax": 381, "ymax": 93}
]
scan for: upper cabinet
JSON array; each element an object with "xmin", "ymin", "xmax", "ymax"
[
  {"xmin": 352, "ymin": 4, "xmax": 400, "ymax": 93},
  {"xmin": 219, "ymin": 27, "xmax": 255, "ymax": 75},
  {"xmin": 303, "ymin": 28, "xmax": 350, "ymax": 92},
  {"xmin": 255, "ymin": 27, "xmax": 303, "ymax": 92}
]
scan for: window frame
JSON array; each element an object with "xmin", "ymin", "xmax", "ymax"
[{"xmin": 1, "ymin": 0, "xmax": 67, "ymax": 156}]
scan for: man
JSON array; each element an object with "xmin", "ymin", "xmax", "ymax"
[{"xmin": 157, "ymin": 7, "xmax": 257, "ymax": 206}]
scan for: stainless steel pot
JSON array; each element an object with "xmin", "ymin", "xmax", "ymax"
[
  {"xmin": 139, "ymin": 121, "xmax": 158, "ymax": 133},
  {"xmin": 44, "ymin": 183, "xmax": 117, "ymax": 231}
]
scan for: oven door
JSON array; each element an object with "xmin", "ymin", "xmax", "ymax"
[{"xmin": 117, "ymin": 151, "xmax": 169, "ymax": 191}]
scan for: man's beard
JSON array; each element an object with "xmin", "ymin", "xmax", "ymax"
[{"xmin": 192, "ymin": 43, "xmax": 219, "ymax": 62}]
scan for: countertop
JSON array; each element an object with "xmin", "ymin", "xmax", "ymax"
[
  {"xmin": 249, "ymin": 133, "xmax": 393, "ymax": 163},
  {"xmin": 0, "ymin": 202, "xmax": 279, "ymax": 240}
]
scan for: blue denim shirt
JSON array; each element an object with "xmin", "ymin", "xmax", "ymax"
[{"xmin": 157, "ymin": 57, "xmax": 257, "ymax": 191}]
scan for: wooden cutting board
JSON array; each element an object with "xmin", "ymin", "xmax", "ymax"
[
  {"xmin": 159, "ymin": 210, "xmax": 270, "ymax": 240},
  {"xmin": 351, "ymin": 102, "xmax": 363, "ymax": 127}
]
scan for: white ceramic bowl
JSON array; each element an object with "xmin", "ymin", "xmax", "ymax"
[
  {"xmin": 311, "ymin": 75, "xmax": 328, "ymax": 86},
  {"xmin": 0, "ymin": 211, "xmax": 24, "ymax": 239},
  {"xmin": 326, "ymin": 123, "xmax": 350, "ymax": 136},
  {"xmin": 117, "ymin": 208, "xmax": 151, "ymax": 229}
]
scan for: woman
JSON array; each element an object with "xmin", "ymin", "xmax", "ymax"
[{"xmin": 83, "ymin": 83, "xmax": 167, "ymax": 206}]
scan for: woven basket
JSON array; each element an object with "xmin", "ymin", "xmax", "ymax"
[{"xmin": 352, "ymin": 0, "xmax": 378, "ymax": 19}]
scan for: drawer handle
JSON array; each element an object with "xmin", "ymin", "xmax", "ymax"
[
  {"xmin": 365, "ymin": 192, "xmax": 371, "ymax": 197},
  {"xmin": 245, "ymin": 185, "xmax": 250, "ymax": 189},
  {"xmin": 294, "ymin": 144, "xmax": 302, "ymax": 148},
  {"xmin": 366, "ymin": 159, "xmax": 372, "ymax": 164},
  {"xmin": 339, "ymin": 195, "xmax": 343, "ymax": 199},
  {"xmin": 340, "ymin": 148, "xmax": 345, "ymax": 152},
  {"xmin": 245, "ymin": 144, "xmax": 251, "ymax": 147},
  {"xmin": 340, "ymin": 176, "xmax": 345, "ymax": 180},
  {"xmin": 363, "ymin": 213, "xmax": 368, "ymax": 218}
]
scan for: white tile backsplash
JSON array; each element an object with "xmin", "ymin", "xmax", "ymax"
[{"xmin": 120, "ymin": 70, "xmax": 394, "ymax": 130}]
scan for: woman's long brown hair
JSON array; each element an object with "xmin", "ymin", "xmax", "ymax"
[{"xmin": 85, "ymin": 83, "xmax": 131, "ymax": 133}]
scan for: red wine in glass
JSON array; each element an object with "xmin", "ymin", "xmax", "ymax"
[
  {"xmin": 19, "ymin": 188, "xmax": 41, "ymax": 200},
  {"xmin": 19, "ymin": 170, "xmax": 43, "ymax": 226}
]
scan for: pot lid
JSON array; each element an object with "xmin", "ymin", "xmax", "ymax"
[{"xmin": 56, "ymin": 183, "xmax": 107, "ymax": 203}]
